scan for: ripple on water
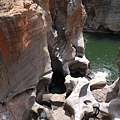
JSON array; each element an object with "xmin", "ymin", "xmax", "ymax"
[{"xmin": 84, "ymin": 32, "xmax": 120, "ymax": 84}]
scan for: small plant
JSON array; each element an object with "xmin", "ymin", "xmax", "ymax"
[{"xmin": 36, "ymin": 6, "xmax": 45, "ymax": 15}]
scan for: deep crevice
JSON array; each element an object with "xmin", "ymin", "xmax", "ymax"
[{"xmin": 49, "ymin": 70, "xmax": 66, "ymax": 94}]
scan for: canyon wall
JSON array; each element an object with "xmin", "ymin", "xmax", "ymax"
[
  {"xmin": 0, "ymin": 1, "xmax": 53, "ymax": 119},
  {"xmin": 0, "ymin": 0, "xmax": 88, "ymax": 119},
  {"xmin": 83, "ymin": 0, "xmax": 120, "ymax": 34}
]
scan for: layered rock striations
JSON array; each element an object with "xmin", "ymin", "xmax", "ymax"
[
  {"xmin": 48, "ymin": 0, "xmax": 89, "ymax": 75},
  {"xmin": 0, "ymin": 0, "xmax": 88, "ymax": 119},
  {"xmin": 1, "ymin": 0, "xmax": 120, "ymax": 120},
  {"xmin": 0, "ymin": 0, "xmax": 52, "ymax": 119},
  {"xmin": 83, "ymin": 0, "xmax": 120, "ymax": 33}
]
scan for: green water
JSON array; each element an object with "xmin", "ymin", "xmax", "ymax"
[{"xmin": 84, "ymin": 32, "xmax": 120, "ymax": 84}]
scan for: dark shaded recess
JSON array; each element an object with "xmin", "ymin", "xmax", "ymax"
[
  {"xmin": 70, "ymin": 71, "xmax": 85, "ymax": 78},
  {"xmin": 38, "ymin": 108, "xmax": 47, "ymax": 120},
  {"xmin": 49, "ymin": 70, "xmax": 66, "ymax": 94},
  {"xmin": 39, "ymin": 101, "xmax": 52, "ymax": 109},
  {"xmin": 87, "ymin": 7, "xmax": 95, "ymax": 19},
  {"xmin": 65, "ymin": 91, "xmax": 72, "ymax": 99},
  {"xmin": 97, "ymin": 25, "xmax": 115, "ymax": 34},
  {"xmin": 102, "ymin": 116, "xmax": 112, "ymax": 120},
  {"xmin": 64, "ymin": 104, "xmax": 75, "ymax": 118},
  {"xmin": 27, "ymin": 110, "xmax": 38, "ymax": 120},
  {"xmin": 79, "ymin": 83, "xmax": 89, "ymax": 97},
  {"xmin": 82, "ymin": 0, "xmax": 85, "ymax": 5},
  {"xmin": 33, "ymin": 0, "xmax": 39, "ymax": 5},
  {"xmin": 70, "ymin": 68, "xmax": 86, "ymax": 78}
]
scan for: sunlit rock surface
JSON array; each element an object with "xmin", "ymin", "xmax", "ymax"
[
  {"xmin": 0, "ymin": 0, "xmax": 120, "ymax": 120},
  {"xmin": 0, "ymin": 0, "xmax": 52, "ymax": 119},
  {"xmin": 48, "ymin": 0, "xmax": 88, "ymax": 75},
  {"xmin": 0, "ymin": 0, "xmax": 88, "ymax": 119},
  {"xmin": 66, "ymin": 74, "xmax": 120, "ymax": 120}
]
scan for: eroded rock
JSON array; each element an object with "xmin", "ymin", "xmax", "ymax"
[
  {"xmin": 84, "ymin": 0, "xmax": 120, "ymax": 33},
  {"xmin": 0, "ymin": 0, "xmax": 52, "ymax": 119},
  {"xmin": 1, "ymin": 0, "xmax": 120, "ymax": 120},
  {"xmin": 116, "ymin": 47, "xmax": 120, "ymax": 74}
]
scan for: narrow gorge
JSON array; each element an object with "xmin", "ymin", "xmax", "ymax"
[{"xmin": 0, "ymin": 0, "xmax": 120, "ymax": 120}]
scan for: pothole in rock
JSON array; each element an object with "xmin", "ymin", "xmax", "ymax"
[
  {"xmin": 70, "ymin": 71, "xmax": 85, "ymax": 78},
  {"xmin": 69, "ymin": 63, "xmax": 86, "ymax": 78},
  {"xmin": 49, "ymin": 70, "xmax": 66, "ymax": 94}
]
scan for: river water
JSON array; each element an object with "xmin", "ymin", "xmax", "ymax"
[{"xmin": 84, "ymin": 32, "xmax": 120, "ymax": 84}]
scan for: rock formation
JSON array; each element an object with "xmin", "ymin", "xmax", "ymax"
[
  {"xmin": 83, "ymin": 0, "xmax": 120, "ymax": 34},
  {"xmin": 0, "ymin": 0, "xmax": 52, "ymax": 119},
  {"xmin": 0, "ymin": 0, "xmax": 89, "ymax": 119},
  {"xmin": 116, "ymin": 48, "xmax": 120, "ymax": 74},
  {"xmin": 0, "ymin": 0, "xmax": 120, "ymax": 120}
]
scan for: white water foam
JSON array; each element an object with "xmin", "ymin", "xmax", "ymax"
[{"xmin": 93, "ymin": 68, "xmax": 111, "ymax": 79}]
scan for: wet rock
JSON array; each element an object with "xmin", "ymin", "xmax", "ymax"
[
  {"xmin": 86, "ymin": 71, "xmax": 95, "ymax": 80},
  {"xmin": 90, "ymin": 76, "xmax": 107, "ymax": 90},
  {"xmin": 116, "ymin": 48, "xmax": 120, "ymax": 74}
]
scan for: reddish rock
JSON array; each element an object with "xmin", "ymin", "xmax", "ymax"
[
  {"xmin": 0, "ymin": 0, "xmax": 88, "ymax": 119},
  {"xmin": 0, "ymin": 0, "xmax": 52, "ymax": 119}
]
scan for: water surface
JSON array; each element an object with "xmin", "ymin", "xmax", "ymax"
[{"xmin": 84, "ymin": 32, "xmax": 120, "ymax": 84}]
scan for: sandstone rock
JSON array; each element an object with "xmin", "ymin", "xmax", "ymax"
[
  {"xmin": 89, "ymin": 74, "xmax": 120, "ymax": 120},
  {"xmin": 90, "ymin": 76, "xmax": 107, "ymax": 90},
  {"xmin": 24, "ymin": 102, "xmax": 54, "ymax": 120},
  {"xmin": 48, "ymin": 0, "xmax": 89, "ymax": 76},
  {"xmin": 0, "ymin": 0, "xmax": 104, "ymax": 119},
  {"xmin": 52, "ymin": 107, "xmax": 71, "ymax": 120},
  {"xmin": 66, "ymin": 77, "xmax": 99, "ymax": 120},
  {"xmin": 0, "ymin": 0, "xmax": 52, "ymax": 119},
  {"xmin": 5, "ymin": 89, "xmax": 36, "ymax": 120},
  {"xmin": 65, "ymin": 75, "xmax": 79, "ymax": 95},
  {"xmin": 65, "ymin": 74, "xmax": 117, "ymax": 120},
  {"xmin": 116, "ymin": 47, "xmax": 120, "ymax": 75},
  {"xmin": 84, "ymin": 0, "xmax": 120, "ymax": 33},
  {"xmin": 69, "ymin": 56, "xmax": 90, "ymax": 76}
]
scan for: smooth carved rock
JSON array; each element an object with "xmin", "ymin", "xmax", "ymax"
[
  {"xmin": 90, "ymin": 76, "xmax": 107, "ymax": 90},
  {"xmin": 48, "ymin": 0, "xmax": 88, "ymax": 75},
  {"xmin": 24, "ymin": 102, "xmax": 54, "ymax": 120},
  {"xmin": 66, "ymin": 77, "xmax": 99, "ymax": 120},
  {"xmin": 96, "ymin": 78, "xmax": 120, "ymax": 120},
  {"xmin": 65, "ymin": 75, "xmax": 112, "ymax": 120},
  {"xmin": 65, "ymin": 74, "xmax": 106, "ymax": 95}
]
